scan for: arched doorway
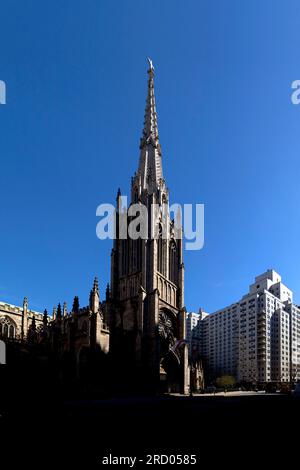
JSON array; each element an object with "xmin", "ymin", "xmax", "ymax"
[{"xmin": 158, "ymin": 308, "xmax": 182, "ymax": 392}]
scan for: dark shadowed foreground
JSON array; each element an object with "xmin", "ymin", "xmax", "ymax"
[{"xmin": 1, "ymin": 371, "xmax": 300, "ymax": 468}]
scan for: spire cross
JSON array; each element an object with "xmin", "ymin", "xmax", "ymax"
[{"xmin": 147, "ymin": 57, "xmax": 154, "ymax": 73}]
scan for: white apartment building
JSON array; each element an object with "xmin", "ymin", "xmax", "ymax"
[
  {"xmin": 186, "ymin": 312, "xmax": 200, "ymax": 347},
  {"xmin": 186, "ymin": 309, "xmax": 208, "ymax": 359},
  {"xmin": 285, "ymin": 303, "xmax": 300, "ymax": 381},
  {"xmin": 200, "ymin": 303, "xmax": 239, "ymax": 380},
  {"xmin": 198, "ymin": 270, "xmax": 300, "ymax": 384}
]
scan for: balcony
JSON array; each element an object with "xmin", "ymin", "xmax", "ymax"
[
  {"xmin": 257, "ymin": 311, "xmax": 266, "ymax": 321},
  {"xmin": 258, "ymin": 338, "xmax": 266, "ymax": 346},
  {"xmin": 258, "ymin": 352, "xmax": 266, "ymax": 359}
]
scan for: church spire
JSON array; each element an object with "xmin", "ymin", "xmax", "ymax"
[
  {"xmin": 137, "ymin": 58, "xmax": 164, "ymax": 193},
  {"xmin": 89, "ymin": 277, "xmax": 100, "ymax": 314}
]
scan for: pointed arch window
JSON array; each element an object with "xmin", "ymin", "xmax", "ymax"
[
  {"xmin": 9, "ymin": 325, "xmax": 14, "ymax": 338},
  {"xmin": 121, "ymin": 239, "xmax": 129, "ymax": 275},
  {"xmin": 136, "ymin": 237, "xmax": 142, "ymax": 271},
  {"xmin": 82, "ymin": 321, "xmax": 88, "ymax": 334},
  {"xmin": 0, "ymin": 316, "xmax": 17, "ymax": 339},
  {"xmin": 133, "ymin": 188, "xmax": 139, "ymax": 204},
  {"xmin": 157, "ymin": 224, "xmax": 165, "ymax": 275},
  {"xmin": 169, "ymin": 239, "xmax": 178, "ymax": 284}
]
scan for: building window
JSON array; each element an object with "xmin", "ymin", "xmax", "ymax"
[
  {"xmin": 157, "ymin": 224, "xmax": 166, "ymax": 276},
  {"xmin": 121, "ymin": 239, "xmax": 128, "ymax": 275},
  {"xmin": 169, "ymin": 239, "xmax": 178, "ymax": 284},
  {"xmin": 0, "ymin": 316, "xmax": 17, "ymax": 339},
  {"xmin": 9, "ymin": 325, "xmax": 14, "ymax": 338}
]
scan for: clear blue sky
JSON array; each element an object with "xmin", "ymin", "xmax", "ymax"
[{"xmin": 1, "ymin": 0, "xmax": 300, "ymax": 314}]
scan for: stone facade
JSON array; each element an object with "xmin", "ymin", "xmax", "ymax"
[
  {"xmin": 108, "ymin": 60, "xmax": 190, "ymax": 394},
  {"xmin": 0, "ymin": 61, "xmax": 193, "ymax": 394},
  {"xmin": 0, "ymin": 298, "xmax": 44, "ymax": 340},
  {"xmin": 47, "ymin": 278, "xmax": 110, "ymax": 380},
  {"xmin": 0, "ymin": 281, "xmax": 109, "ymax": 381}
]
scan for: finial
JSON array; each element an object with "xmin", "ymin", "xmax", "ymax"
[
  {"xmin": 57, "ymin": 303, "xmax": 62, "ymax": 319},
  {"xmin": 43, "ymin": 309, "xmax": 48, "ymax": 325},
  {"xmin": 72, "ymin": 296, "xmax": 79, "ymax": 314},
  {"xmin": 147, "ymin": 57, "xmax": 154, "ymax": 72},
  {"xmin": 106, "ymin": 283, "xmax": 110, "ymax": 301},
  {"xmin": 63, "ymin": 302, "xmax": 67, "ymax": 316}
]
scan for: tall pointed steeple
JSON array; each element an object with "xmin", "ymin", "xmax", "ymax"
[
  {"xmin": 43, "ymin": 309, "xmax": 48, "ymax": 326},
  {"xmin": 137, "ymin": 58, "xmax": 164, "ymax": 193},
  {"xmin": 109, "ymin": 59, "xmax": 188, "ymax": 395}
]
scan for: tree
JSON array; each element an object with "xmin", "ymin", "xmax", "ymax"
[{"xmin": 216, "ymin": 375, "xmax": 236, "ymax": 389}]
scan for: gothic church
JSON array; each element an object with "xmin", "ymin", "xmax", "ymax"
[{"xmin": 0, "ymin": 61, "xmax": 191, "ymax": 394}]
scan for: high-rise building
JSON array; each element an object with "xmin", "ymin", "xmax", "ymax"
[
  {"xmin": 199, "ymin": 270, "xmax": 300, "ymax": 384},
  {"xmin": 186, "ymin": 309, "xmax": 208, "ymax": 359},
  {"xmin": 186, "ymin": 312, "xmax": 200, "ymax": 347}
]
